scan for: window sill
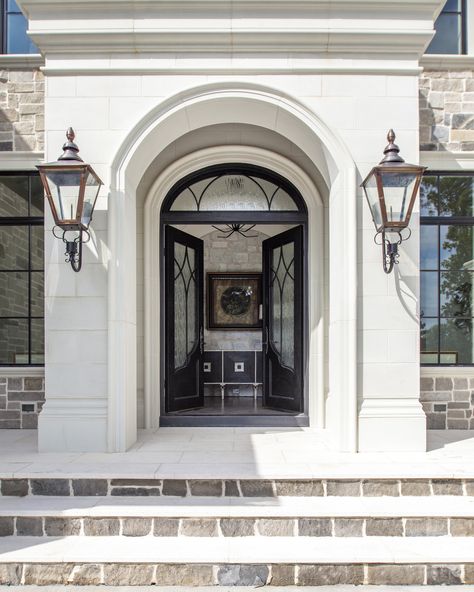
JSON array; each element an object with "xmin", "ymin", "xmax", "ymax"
[
  {"xmin": 0, "ymin": 54, "xmax": 44, "ymax": 68},
  {"xmin": 0, "ymin": 367, "xmax": 44, "ymax": 377},
  {"xmin": 421, "ymin": 54, "xmax": 474, "ymax": 70},
  {"xmin": 421, "ymin": 366, "xmax": 474, "ymax": 376}
]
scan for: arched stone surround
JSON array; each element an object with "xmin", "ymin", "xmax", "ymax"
[{"xmin": 108, "ymin": 82, "xmax": 357, "ymax": 452}]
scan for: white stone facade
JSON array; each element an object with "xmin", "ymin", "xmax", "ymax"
[{"xmin": 1, "ymin": 0, "xmax": 458, "ymax": 453}]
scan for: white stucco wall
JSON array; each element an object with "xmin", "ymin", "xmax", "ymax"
[{"xmin": 22, "ymin": 0, "xmax": 441, "ymax": 453}]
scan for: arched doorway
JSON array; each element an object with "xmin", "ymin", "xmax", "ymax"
[{"xmin": 160, "ymin": 164, "xmax": 308, "ymax": 426}]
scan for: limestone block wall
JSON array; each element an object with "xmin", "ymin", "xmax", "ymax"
[
  {"xmin": 0, "ymin": 376, "xmax": 44, "ymax": 428},
  {"xmin": 419, "ymin": 70, "xmax": 474, "ymax": 151},
  {"xmin": 421, "ymin": 375, "xmax": 474, "ymax": 429}
]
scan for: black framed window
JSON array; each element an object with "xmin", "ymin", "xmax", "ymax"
[
  {"xmin": 420, "ymin": 172, "xmax": 474, "ymax": 365},
  {"xmin": 426, "ymin": 0, "xmax": 466, "ymax": 55},
  {"xmin": 0, "ymin": 172, "xmax": 44, "ymax": 366},
  {"xmin": 1, "ymin": 0, "xmax": 38, "ymax": 54}
]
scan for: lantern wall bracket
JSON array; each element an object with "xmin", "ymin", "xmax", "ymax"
[
  {"xmin": 374, "ymin": 227, "xmax": 411, "ymax": 274},
  {"xmin": 52, "ymin": 226, "xmax": 90, "ymax": 273}
]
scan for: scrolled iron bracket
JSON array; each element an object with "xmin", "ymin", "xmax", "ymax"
[{"xmin": 53, "ymin": 226, "xmax": 91, "ymax": 273}]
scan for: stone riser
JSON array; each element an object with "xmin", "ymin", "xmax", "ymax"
[
  {"xmin": 1, "ymin": 477, "xmax": 471, "ymax": 497},
  {"xmin": 0, "ymin": 562, "xmax": 473, "ymax": 586},
  {"xmin": 2, "ymin": 516, "xmax": 474, "ymax": 537}
]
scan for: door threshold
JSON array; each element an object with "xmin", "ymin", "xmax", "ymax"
[{"xmin": 160, "ymin": 415, "xmax": 309, "ymax": 427}]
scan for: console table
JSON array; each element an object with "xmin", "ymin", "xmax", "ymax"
[{"xmin": 203, "ymin": 350, "xmax": 263, "ymax": 401}]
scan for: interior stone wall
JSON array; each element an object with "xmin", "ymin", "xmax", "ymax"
[{"xmin": 203, "ymin": 228, "xmax": 265, "ymax": 352}]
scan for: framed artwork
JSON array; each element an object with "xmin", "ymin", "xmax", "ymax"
[{"xmin": 207, "ymin": 272, "xmax": 262, "ymax": 330}]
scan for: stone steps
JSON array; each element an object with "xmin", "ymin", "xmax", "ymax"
[
  {"xmin": 1, "ymin": 495, "xmax": 474, "ymax": 538},
  {"xmin": 2, "ymin": 477, "xmax": 474, "ymax": 585},
  {"xmin": 1, "ymin": 536, "xmax": 474, "ymax": 585}
]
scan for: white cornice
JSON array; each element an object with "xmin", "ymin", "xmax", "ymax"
[
  {"xmin": 421, "ymin": 54, "xmax": 474, "ymax": 70},
  {"xmin": 420, "ymin": 151, "xmax": 474, "ymax": 171},
  {"xmin": 0, "ymin": 151, "xmax": 44, "ymax": 170},
  {"xmin": 0, "ymin": 54, "xmax": 43, "ymax": 68},
  {"xmin": 29, "ymin": 29, "xmax": 433, "ymax": 56}
]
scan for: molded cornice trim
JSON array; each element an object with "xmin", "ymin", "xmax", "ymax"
[
  {"xmin": 0, "ymin": 54, "xmax": 43, "ymax": 68},
  {"xmin": 421, "ymin": 54, "xmax": 474, "ymax": 70},
  {"xmin": 29, "ymin": 29, "xmax": 433, "ymax": 56}
]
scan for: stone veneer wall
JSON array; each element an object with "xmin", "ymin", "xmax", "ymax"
[
  {"xmin": 421, "ymin": 375, "xmax": 474, "ymax": 429},
  {"xmin": 419, "ymin": 70, "xmax": 474, "ymax": 151},
  {"xmin": 0, "ymin": 376, "xmax": 45, "ymax": 429},
  {"xmin": 0, "ymin": 68, "xmax": 44, "ymax": 151},
  {"xmin": 203, "ymin": 228, "xmax": 266, "ymax": 351}
]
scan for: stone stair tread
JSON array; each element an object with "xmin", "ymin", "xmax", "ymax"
[
  {"xmin": 1, "ymin": 535, "xmax": 474, "ymax": 563},
  {"xmin": 2, "ymin": 495, "xmax": 474, "ymax": 518}
]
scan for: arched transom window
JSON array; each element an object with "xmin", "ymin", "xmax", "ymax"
[{"xmin": 162, "ymin": 164, "xmax": 306, "ymax": 214}]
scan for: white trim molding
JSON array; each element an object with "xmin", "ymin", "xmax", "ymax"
[
  {"xmin": 421, "ymin": 367, "xmax": 474, "ymax": 377},
  {"xmin": 421, "ymin": 55, "xmax": 474, "ymax": 70},
  {"xmin": 144, "ymin": 146, "xmax": 325, "ymax": 435},
  {"xmin": 108, "ymin": 82, "xmax": 358, "ymax": 453},
  {"xmin": 0, "ymin": 367, "xmax": 44, "ymax": 377},
  {"xmin": 0, "ymin": 54, "xmax": 43, "ymax": 68},
  {"xmin": 0, "ymin": 152, "xmax": 44, "ymax": 171},
  {"xmin": 420, "ymin": 151, "xmax": 474, "ymax": 171}
]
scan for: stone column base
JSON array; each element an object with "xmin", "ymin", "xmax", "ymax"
[{"xmin": 358, "ymin": 398, "xmax": 426, "ymax": 452}]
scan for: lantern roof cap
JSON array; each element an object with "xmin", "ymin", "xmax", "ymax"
[
  {"xmin": 58, "ymin": 127, "xmax": 83, "ymax": 162},
  {"xmin": 379, "ymin": 129, "xmax": 405, "ymax": 165}
]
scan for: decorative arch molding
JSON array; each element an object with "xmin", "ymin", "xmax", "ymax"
[{"xmin": 108, "ymin": 82, "xmax": 357, "ymax": 453}]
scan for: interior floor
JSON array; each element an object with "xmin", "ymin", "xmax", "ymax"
[{"xmin": 169, "ymin": 396, "xmax": 297, "ymax": 416}]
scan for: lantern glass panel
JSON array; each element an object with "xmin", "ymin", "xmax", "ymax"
[
  {"xmin": 44, "ymin": 169, "xmax": 83, "ymax": 223},
  {"xmin": 363, "ymin": 173, "xmax": 382, "ymax": 229},
  {"xmin": 380, "ymin": 172, "xmax": 418, "ymax": 225},
  {"xmin": 82, "ymin": 172, "xmax": 101, "ymax": 227}
]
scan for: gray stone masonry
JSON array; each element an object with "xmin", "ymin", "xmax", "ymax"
[
  {"xmin": 420, "ymin": 70, "xmax": 474, "ymax": 151},
  {"xmin": 2, "ymin": 476, "xmax": 474, "ymax": 497},
  {"xmin": 2, "ymin": 562, "xmax": 474, "ymax": 585},
  {"xmin": 421, "ymin": 375, "xmax": 474, "ymax": 429},
  {"xmin": 0, "ymin": 376, "xmax": 44, "ymax": 429},
  {"xmin": 0, "ymin": 69, "xmax": 44, "ymax": 151}
]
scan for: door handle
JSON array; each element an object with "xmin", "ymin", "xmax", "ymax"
[
  {"xmin": 262, "ymin": 326, "xmax": 269, "ymax": 355},
  {"xmin": 199, "ymin": 326, "xmax": 204, "ymax": 355}
]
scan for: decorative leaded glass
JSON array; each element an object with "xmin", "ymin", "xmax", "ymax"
[
  {"xmin": 174, "ymin": 242, "xmax": 197, "ymax": 369},
  {"xmin": 170, "ymin": 174, "xmax": 298, "ymax": 212},
  {"xmin": 271, "ymin": 242, "xmax": 295, "ymax": 369}
]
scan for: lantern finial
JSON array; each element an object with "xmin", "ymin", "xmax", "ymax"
[
  {"xmin": 380, "ymin": 128, "xmax": 404, "ymax": 165},
  {"xmin": 58, "ymin": 127, "xmax": 83, "ymax": 162}
]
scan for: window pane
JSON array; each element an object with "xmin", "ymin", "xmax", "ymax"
[
  {"xmin": 440, "ymin": 318, "xmax": 473, "ymax": 364},
  {"xmin": 439, "ymin": 176, "xmax": 474, "ymax": 217},
  {"xmin": 420, "ymin": 225, "xmax": 438, "ymax": 269},
  {"xmin": 0, "ymin": 318, "xmax": 28, "ymax": 364},
  {"xmin": 0, "ymin": 176, "xmax": 28, "ymax": 217},
  {"xmin": 30, "ymin": 175, "xmax": 44, "ymax": 217},
  {"xmin": 30, "ymin": 226, "xmax": 43, "ymax": 270},
  {"xmin": 7, "ymin": 13, "xmax": 39, "ymax": 54},
  {"xmin": 421, "ymin": 317, "xmax": 439, "ymax": 363},
  {"xmin": 30, "ymin": 318, "xmax": 44, "ymax": 364},
  {"xmin": 421, "ymin": 271, "xmax": 439, "ymax": 317},
  {"xmin": 441, "ymin": 271, "xmax": 473, "ymax": 317},
  {"xmin": 30, "ymin": 271, "xmax": 44, "ymax": 317},
  {"xmin": 426, "ymin": 13, "xmax": 462, "ymax": 54},
  {"xmin": 0, "ymin": 271, "xmax": 28, "ymax": 316},
  {"xmin": 440, "ymin": 225, "xmax": 474, "ymax": 270},
  {"xmin": 0, "ymin": 226, "xmax": 28, "ymax": 270},
  {"xmin": 420, "ymin": 176, "xmax": 438, "ymax": 216},
  {"xmin": 444, "ymin": 0, "xmax": 460, "ymax": 10}
]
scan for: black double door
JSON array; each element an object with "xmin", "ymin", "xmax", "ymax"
[{"xmin": 165, "ymin": 225, "xmax": 303, "ymax": 414}]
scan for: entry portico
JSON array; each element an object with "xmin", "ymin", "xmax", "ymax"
[{"xmin": 18, "ymin": 0, "xmax": 435, "ymax": 454}]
